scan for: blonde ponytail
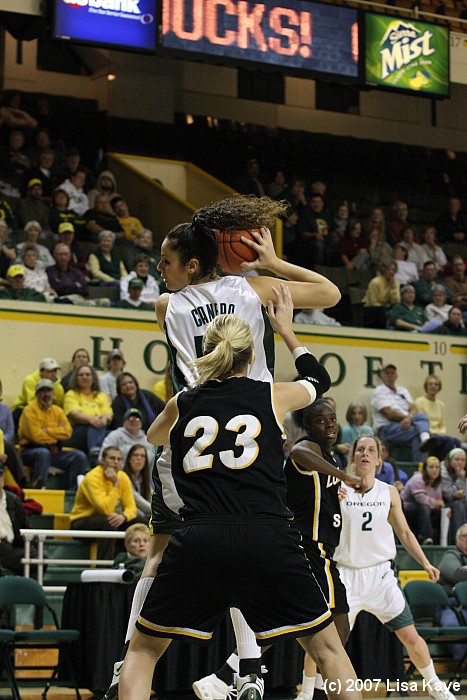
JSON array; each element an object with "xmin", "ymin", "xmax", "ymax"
[{"xmin": 189, "ymin": 314, "xmax": 255, "ymax": 385}]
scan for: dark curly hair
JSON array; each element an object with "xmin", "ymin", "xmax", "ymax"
[{"xmin": 165, "ymin": 195, "xmax": 289, "ymax": 278}]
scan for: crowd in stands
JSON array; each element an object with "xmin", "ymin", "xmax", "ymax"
[
  {"xmin": 0, "ymin": 347, "xmax": 166, "ymax": 565},
  {"xmin": 0, "ymin": 95, "xmax": 465, "ymax": 332},
  {"xmin": 234, "ymin": 160, "xmax": 466, "ymax": 333},
  {"xmin": 0, "ymin": 91, "xmax": 164, "ymax": 310}
]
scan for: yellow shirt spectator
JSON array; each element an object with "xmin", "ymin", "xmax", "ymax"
[
  {"xmin": 70, "ymin": 464, "xmax": 137, "ymax": 522},
  {"xmin": 64, "ymin": 390, "xmax": 112, "ymax": 423},
  {"xmin": 12, "ymin": 360, "xmax": 64, "ymax": 411},
  {"xmin": 18, "ymin": 399, "xmax": 72, "ymax": 447}
]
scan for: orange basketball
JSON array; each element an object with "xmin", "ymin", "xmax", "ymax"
[{"xmin": 217, "ymin": 230, "xmax": 258, "ymax": 275}]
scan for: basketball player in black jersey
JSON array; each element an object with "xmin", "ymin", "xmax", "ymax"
[
  {"xmin": 285, "ymin": 399, "xmax": 352, "ymax": 700},
  {"xmin": 119, "ymin": 286, "xmax": 362, "ymax": 700}
]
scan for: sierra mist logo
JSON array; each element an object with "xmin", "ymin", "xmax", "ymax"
[{"xmin": 379, "ymin": 20, "xmax": 434, "ymax": 79}]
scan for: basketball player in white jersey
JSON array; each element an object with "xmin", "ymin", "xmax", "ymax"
[
  {"xmin": 334, "ymin": 435, "xmax": 455, "ymax": 700},
  {"xmin": 103, "ymin": 195, "xmax": 340, "ymax": 700}
]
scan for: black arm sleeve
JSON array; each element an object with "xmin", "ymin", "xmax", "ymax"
[{"xmin": 295, "ymin": 352, "xmax": 331, "ymax": 398}]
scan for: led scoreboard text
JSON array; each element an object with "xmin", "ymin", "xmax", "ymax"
[{"xmin": 162, "ymin": 0, "xmax": 359, "ymax": 77}]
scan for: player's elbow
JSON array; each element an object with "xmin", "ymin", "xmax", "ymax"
[{"xmin": 322, "ymin": 283, "xmax": 341, "ymax": 309}]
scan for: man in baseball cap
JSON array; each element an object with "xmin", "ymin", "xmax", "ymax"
[
  {"xmin": 27, "ymin": 178, "xmax": 43, "ymax": 190},
  {"xmin": 115, "ymin": 277, "xmax": 153, "ymax": 311},
  {"xmin": 0, "ymin": 265, "xmax": 46, "ymax": 303},
  {"xmin": 100, "ymin": 349, "xmax": 126, "ymax": 401},
  {"xmin": 98, "ymin": 407, "xmax": 154, "ymax": 468},
  {"xmin": 11, "ymin": 357, "xmax": 64, "ymax": 416},
  {"xmin": 18, "ymin": 378, "xmax": 87, "ymax": 490},
  {"xmin": 17, "ymin": 173, "xmax": 49, "ymax": 231},
  {"xmin": 58, "ymin": 222, "xmax": 75, "ymax": 235},
  {"xmin": 39, "ymin": 358, "xmax": 61, "ymax": 372},
  {"xmin": 7, "ymin": 264, "xmax": 25, "ymax": 278}
]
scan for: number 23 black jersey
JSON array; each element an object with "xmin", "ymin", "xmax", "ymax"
[{"xmin": 169, "ymin": 376, "xmax": 288, "ymax": 519}]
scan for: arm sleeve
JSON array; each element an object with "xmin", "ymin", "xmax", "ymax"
[
  {"xmin": 47, "ymin": 407, "xmax": 73, "ymax": 442},
  {"xmin": 3, "ymin": 408, "xmax": 15, "ymax": 443},
  {"xmin": 120, "ymin": 474, "xmax": 138, "ymax": 521},
  {"xmin": 97, "ymin": 392, "xmax": 113, "ymax": 416},
  {"xmin": 120, "ymin": 274, "xmax": 131, "ymax": 301},
  {"xmin": 18, "ymin": 409, "xmax": 44, "ymax": 444},
  {"xmin": 132, "ymin": 488, "xmax": 151, "ymax": 515},
  {"xmin": 293, "ymin": 348, "xmax": 331, "ymax": 398},
  {"xmin": 364, "ymin": 280, "xmax": 378, "ymax": 306},
  {"xmin": 88, "ymin": 253, "xmax": 114, "ymax": 282},
  {"xmin": 63, "ymin": 391, "xmax": 80, "ymax": 416},
  {"xmin": 441, "ymin": 473, "xmax": 457, "ymax": 502}
]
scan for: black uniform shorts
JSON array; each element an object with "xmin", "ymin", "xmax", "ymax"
[
  {"xmin": 302, "ymin": 539, "xmax": 349, "ymax": 615},
  {"xmin": 137, "ymin": 515, "xmax": 332, "ymax": 644}
]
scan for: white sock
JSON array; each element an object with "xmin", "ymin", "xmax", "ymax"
[
  {"xmin": 419, "ymin": 661, "xmax": 440, "ymax": 685},
  {"xmin": 230, "ymin": 608, "xmax": 261, "ymax": 659},
  {"xmin": 315, "ymin": 674, "xmax": 325, "ymax": 691},
  {"xmin": 227, "ymin": 653, "xmax": 240, "ymax": 673},
  {"xmin": 302, "ymin": 672, "xmax": 316, "ymax": 695},
  {"xmin": 124, "ymin": 576, "xmax": 154, "ymax": 643},
  {"xmin": 420, "ymin": 432, "xmax": 431, "ymax": 444}
]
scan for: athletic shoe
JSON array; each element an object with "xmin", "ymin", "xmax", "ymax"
[
  {"xmin": 419, "ymin": 436, "xmax": 438, "ymax": 453},
  {"xmin": 427, "ymin": 682, "xmax": 456, "ymax": 700},
  {"xmin": 193, "ymin": 673, "xmax": 234, "ymax": 700},
  {"xmin": 236, "ymin": 673, "xmax": 264, "ymax": 700},
  {"xmin": 101, "ymin": 660, "xmax": 124, "ymax": 700},
  {"xmin": 296, "ymin": 691, "xmax": 314, "ymax": 700}
]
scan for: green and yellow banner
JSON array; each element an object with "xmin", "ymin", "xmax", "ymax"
[{"xmin": 365, "ymin": 14, "xmax": 449, "ymax": 97}]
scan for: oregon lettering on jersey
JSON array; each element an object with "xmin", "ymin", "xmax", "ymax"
[
  {"xmin": 346, "ymin": 501, "xmax": 386, "ymax": 507},
  {"xmin": 334, "ymin": 479, "xmax": 395, "ymax": 568},
  {"xmin": 191, "ymin": 302, "xmax": 236, "ymax": 328}
]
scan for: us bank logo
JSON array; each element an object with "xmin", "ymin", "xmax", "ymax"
[{"xmin": 61, "ymin": 0, "xmax": 154, "ymax": 23}]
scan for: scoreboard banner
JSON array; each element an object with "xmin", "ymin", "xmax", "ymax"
[
  {"xmin": 54, "ymin": 0, "xmax": 157, "ymax": 51},
  {"xmin": 365, "ymin": 14, "xmax": 449, "ymax": 97},
  {"xmin": 161, "ymin": 0, "xmax": 359, "ymax": 78}
]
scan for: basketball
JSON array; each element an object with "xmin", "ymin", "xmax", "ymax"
[{"xmin": 217, "ymin": 230, "xmax": 258, "ymax": 275}]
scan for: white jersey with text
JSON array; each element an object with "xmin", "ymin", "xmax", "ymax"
[
  {"xmin": 334, "ymin": 478, "xmax": 396, "ymax": 568},
  {"xmin": 164, "ymin": 276, "xmax": 274, "ymax": 390}
]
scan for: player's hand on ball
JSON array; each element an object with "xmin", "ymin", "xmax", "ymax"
[{"xmin": 241, "ymin": 227, "xmax": 277, "ymax": 271}]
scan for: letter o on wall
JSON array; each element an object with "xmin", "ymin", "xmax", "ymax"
[
  {"xmin": 143, "ymin": 340, "xmax": 170, "ymax": 374},
  {"xmin": 318, "ymin": 352, "xmax": 346, "ymax": 386}
]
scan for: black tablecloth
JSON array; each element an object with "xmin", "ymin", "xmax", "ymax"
[{"xmin": 60, "ymin": 582, "xmax": 405, "ymax": 694}]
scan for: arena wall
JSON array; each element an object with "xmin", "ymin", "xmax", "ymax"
[{"xmin": 2, "ymin": 300, "xmax": 465, "ymax": 436}]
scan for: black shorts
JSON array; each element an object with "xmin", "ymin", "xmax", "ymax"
[
  {"xmin": 302, "ymin": 539, "xmax": 349, "ymax": 615},
  {"xmin": 137, "ymin": 515, "xmax": 332, "ymax": 644}
]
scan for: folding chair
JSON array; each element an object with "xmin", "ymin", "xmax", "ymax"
[
  {"xmin": 0, "ymin": 576, "xmax": 81, "ymax": 699},
  {"xmin": 453, "ymin": 581, "xmax": 467, "ymax": 615},
  {"xmin": 404, "ymin": 580, "xmax": 467, "ymax": 679},
  {"xmin": 0, "ymin": 628, "xmax": 21, "ymax": 700},
  {"xmin": 452, "ymin": 581, "xmax": 467, "ymax": 671}
]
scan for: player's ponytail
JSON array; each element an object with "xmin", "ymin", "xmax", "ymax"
[
  {"xmin": 165, "ymin": 221, "xmax": 218, "ymax": 278},
  {"xmin": 194, "ymin": 194, "xmax": 289, "ymax": 232},
  {"xmin": 190, "ymin": 314, "xmax": 255, "ymax": 385}
]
